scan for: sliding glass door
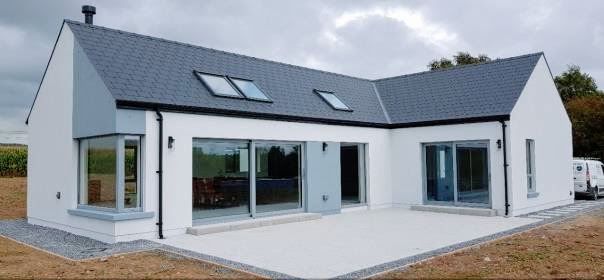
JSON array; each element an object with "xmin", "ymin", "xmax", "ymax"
[
  {"xmin": 192, "ymin": 139, "xmax": 302, "ymax": 222},
  {"xmin": 192, "ymin": 140, "xmax": 250, "ymax": 220},
  {"xmin": 255, "ymin": 143, "xmax": 302, "ymax": 213},
  {"xmin": 424, "ymin": 141, "xmax": 490, "ymax": 207}
]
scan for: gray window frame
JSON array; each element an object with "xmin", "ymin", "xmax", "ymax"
[
  {"xmin": 313, "ymin": 89, "xmax": 353, "ymax": 112},
  {"xmin": 192, "ymin": 138, "xmax": 305, "ymax": 225},
  {"xmin": 526, "ymin": 139, "xmax": 536, "ymax": 194},
  {"xmin": 421, "ymin": 140, "xmax": 492, "ymax": 208},
  {"xmin": 77, "ymin": 134, "xmax": 144, "ymax": 213}
]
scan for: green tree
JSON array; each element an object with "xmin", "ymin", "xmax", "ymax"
[
  {"xmin": 428, "ymin": 52, "xmax": 491, "ymax": 70},
  {"xmin": 554, "ymin": 65, "xmax": 601, "ymax": 102},
  {"xmin": 564, "ymin": 95, "xmax": 604, "ymax": 161}
]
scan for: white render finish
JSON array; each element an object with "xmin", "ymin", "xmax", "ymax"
[
  {"xmin": 508, "ymin": 57, "xmax": 574, "ymax": 215},
  {"xmin": 26, "ymin": 35, "xmax": 573, "ymax": 244}
]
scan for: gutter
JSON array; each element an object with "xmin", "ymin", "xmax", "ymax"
[
  {"xmin": 500, "ymin": 120, "xmax": 511, "ymax": 216},
  {"xmin": 155, "ymin": 109, "xmax": 164, "ymax": 239}
]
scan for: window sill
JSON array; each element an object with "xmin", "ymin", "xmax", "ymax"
[
  {"xmin": 67, "ymin": 208, "xmax": 154, "ymax": 221},
  {"xmin": 527, "ymin": 192, "xmax": 540, "ymax": 199}
]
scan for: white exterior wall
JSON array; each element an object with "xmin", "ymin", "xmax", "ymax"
[
  {"xmin": 390, "ymin": 122, "xmax": 508, "ymax": 214},
  {"xmin": 508, "ymin": 57, "xmax": 574, "ymax": 215},
  {"xmin": 27, "ymin": 26, "xmax": 122, "ymax": 243},
  {"xmin": 140, "ymin": 111, "xmax": 393, "ymax": 238}
]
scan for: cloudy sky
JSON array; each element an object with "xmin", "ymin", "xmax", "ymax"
[{"xmin": 1, "ymin": 0, "xmax": 603, "ymax": 143}]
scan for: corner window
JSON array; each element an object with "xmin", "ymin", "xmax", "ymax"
[
  {"xmin": 79, "ymin": 135, "xmax": 142, "ymax": 211},
  {"xmin": 194, "ymin": 72, "xmax": 242, "ymax": 98},
  {"xmin": 230, "ymin": 78, "xmax": 271, "ymax": 101},
  {"xmin": 526, "ymin": 139, "xmax": 536, "ymax": 193},
  {"xmin": 314, "ymin": 90, "xmax": 352, "ymax": 111}
]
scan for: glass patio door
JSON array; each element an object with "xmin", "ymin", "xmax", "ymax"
[
  {"xmin": 456, "ymin": 143, "xmax": 489, "ymax": 205},
  {"xmin": 424, "ymin": 142, "xmax": 490, "ymax": 207},
  {"xmin": 425, "ymin": 144, "xmax": 455, "ymax": 203}
]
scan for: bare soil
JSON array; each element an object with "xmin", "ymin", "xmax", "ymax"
[
  {"xmin": 374, "ymin": 207, "xmax": 604, "ymax": 279},
  {"xmin": 0, "ymin": 177, "xmax": 27, "ymax": 219},
  {"xmin": 0, "ymin": 177, "xmax": 258, "ymax": 279}
]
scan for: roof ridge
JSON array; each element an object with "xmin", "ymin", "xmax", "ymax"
[
  {"xmin": 372, "ymin": 52, "xmax": 544, "ymax": 82},
  {"xmin": 64, "ymin": 20, "xmax": 372, "ymax": 82}
]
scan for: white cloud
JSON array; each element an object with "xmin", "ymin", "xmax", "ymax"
[{"xmin": 332, "ymin": 6, "xmax": 460, "ymax": 50}]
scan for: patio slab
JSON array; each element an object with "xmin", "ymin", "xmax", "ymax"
[{"xmin": 157, "ymin": 208, "xmax": 539, "ymax": 279}]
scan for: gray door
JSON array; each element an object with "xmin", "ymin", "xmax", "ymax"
[{"xmin": 425, "ymin": 144, "xmax": 454, "ymax": 203}]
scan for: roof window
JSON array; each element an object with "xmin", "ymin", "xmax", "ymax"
[
  {"xmin": 195, "ymin": 71, "xmax": 242, "ymax": 98},
  {"xmin": 230, "ymin": 78, "xmax": 271, "ymax": 102},
  {"xmin": 314, "ymin": 90, "xmax": 352, "ymax": 111}
]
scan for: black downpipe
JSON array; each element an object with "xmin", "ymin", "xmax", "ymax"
[
  {"xmin": 500, "ymin": 120, "xmax": 510, "ymax": 216},
  {"xmin": 155, "ymin": 109, "xmax": 164, "ymax": 239}
]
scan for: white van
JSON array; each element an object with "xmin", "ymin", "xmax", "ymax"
[{"xmin": 573, "ymin": 158, "xmax": 604, "ymax": 200}]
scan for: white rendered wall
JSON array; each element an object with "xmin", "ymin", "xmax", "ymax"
[
  {"xmin": 390, "ymin": 122, "xmax": 507, "ymax": 214},
  {"xmin": 140, "ymin": 111, "xmax": 393, "ymax": 238},
  {"xmin": 508, "ymin": 57, "xmax": 574, "ymax": 215},
  {"xmin": 27, "ymin": 25, "xmax": 120, "ymax": 243}
]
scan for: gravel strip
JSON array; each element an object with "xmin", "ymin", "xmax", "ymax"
[
  {"xmin": 0, "ymin": 219, "xmax": 161, "ymax": 260},
  {"xmin": 336, "ymin": 199, "xmax": 604, "ymax": 279},
  {"xmin": 1, "ymin": 200, "xmax": 601, "ymax": 279}
]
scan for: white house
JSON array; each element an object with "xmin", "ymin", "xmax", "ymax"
[{"xmin": 26, "ymin": 13, "xmax": 573, "ymax": 243}]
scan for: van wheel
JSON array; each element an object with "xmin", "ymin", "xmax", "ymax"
[{"xmin": 593, "ymin": 188, "xmax": 599, "ymax": 200}]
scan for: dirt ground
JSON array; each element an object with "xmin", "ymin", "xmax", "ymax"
[
  {"xmin": 375, "ymin": 207, "xmax": 604, "ymax": 279},
  {"xmin": 0, "ymin": 177, "xmax": 258, "ymax": 279},
  {"xmin": 3, "ymin": 177, "xmax": 604, "ymax": 279},
  {"xmin": 0, "ymin": 177, "xmax": 27, "ymax": 219}
]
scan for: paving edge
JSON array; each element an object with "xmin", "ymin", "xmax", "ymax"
[{"xmin": 336, "ymin": 201, "xmax": 604, "ymax": 279}]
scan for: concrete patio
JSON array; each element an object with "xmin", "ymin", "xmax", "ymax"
[{"xmin": 157, "ymin": 208, "xmax": 540, "ymax": 278}]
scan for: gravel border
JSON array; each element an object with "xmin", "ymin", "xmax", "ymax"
[
  {"xmin": 336, "ymin": 199, "xmax": 604, "ymax": 279},
  {"xmin": 1, "ymin": 200, "xmax": 601, "ymax": 279}
]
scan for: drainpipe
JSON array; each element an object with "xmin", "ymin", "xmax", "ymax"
[
  {"xmin": 500, "ymin": 120, "xmax": 510, "ymax": 216},
  {"xmin": 155, "ymin": 109, "xmax": 164, "ymax": 239}
]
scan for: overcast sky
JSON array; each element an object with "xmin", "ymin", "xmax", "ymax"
[{"xmin": 1, "ymin": 0, "xmax": 603, "ymax": 144}]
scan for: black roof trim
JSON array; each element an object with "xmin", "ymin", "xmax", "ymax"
[
  {"xmin": 388, "ymin": 115, "xmax": 510, "ymax": 129},
  {"xmin": 117, "ymin": 100, "xmax": 509, "ymax": 129}
]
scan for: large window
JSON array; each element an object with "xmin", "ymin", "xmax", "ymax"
[
  {"xmin": 192, "ymin": 139, "xmax": 302, "ymax": 221},
  {"xmin": 526, "ymin": 139, "xmax": 536, "ymax": 193},
  {"xmin": 79, "ymin": 135, "xmax": 142, "ymax": 211},
  {"xmin": 192, "ymin": 140, "xmax": 250, "ymax": 220},
  {"xmin": 255, "ymin": 143, "xmax": 302, "ymax": 213},
  {"xmin": 424, "ymin": 141, "xmax": 490, "ymax": 206}
]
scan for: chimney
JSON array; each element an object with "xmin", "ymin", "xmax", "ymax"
[{"xmin": 81, "ymin": 5, "xmax": 96, "ymax": 24}]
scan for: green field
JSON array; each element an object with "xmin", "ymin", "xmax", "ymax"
[{"xmin": 0, "ymin": 145, "xmax": 27, "ymax": 177}]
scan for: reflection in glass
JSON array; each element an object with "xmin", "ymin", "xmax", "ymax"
[
  {"xmin": 192, "ymin": 140, "xmax": 250, "ymax": 219},
  {"xmin": 255, "ymin": 143, "xmax": 301, "ymax": 213},
  {"xmin": 456, "ymin": 146, "xmax": 489, "ymax": 204},
  {"xmin": 83, "ymin": 136, "xmax": 117, "ymax": 208},
  {"xmin": 124, "ymin": 136, "xmax": 140, "ymax": 208},
  {"xmin": 425, "ymin": 144, "xmax": 454, "ymax": 202}
]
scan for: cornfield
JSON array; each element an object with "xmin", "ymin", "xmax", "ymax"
[{"xmin": 0, "ymin": 145, "xmax": 27, "ymax": 177}]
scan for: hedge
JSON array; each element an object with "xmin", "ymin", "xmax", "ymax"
[{"xmin": 0, "ymin": 146, "xmax": 27, "ymax": 177}]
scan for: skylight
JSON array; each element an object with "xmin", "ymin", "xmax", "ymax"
[
  {"xmin": 230, "ymin": 78, "xmax": 271, "ymax": 101},
  {"xmin": 195, "ymin": 72, "xmax": 242, "ymax": 98},
  {"xmin": 315, "ymin": 90, "xmax": 351, "ymax": 111}
]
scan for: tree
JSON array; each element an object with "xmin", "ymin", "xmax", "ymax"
[
  {"xmin": 554, "ymin": 65, "xmax": 601, "ymax": 102},
  {"xmin": 564, "ymin": 95, "xmax": 604, "ymax": 161},
  {"xmin": 428, "ymin": 52, "xmax": 491, "ymax": 70}
]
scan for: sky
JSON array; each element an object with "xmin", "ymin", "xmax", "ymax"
[{"xmin": 1, "ymin": 0, "xmax": 603, "ymax": 144}]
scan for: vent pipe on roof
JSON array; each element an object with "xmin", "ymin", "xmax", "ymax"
[{"xmin": 82, "ymin": 5, "xmax": 96, "ymax": 24}]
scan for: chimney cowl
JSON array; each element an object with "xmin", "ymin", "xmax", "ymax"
[{"xmin": 82, "ymin": 5, "xmax": 96, "ymax": 24}]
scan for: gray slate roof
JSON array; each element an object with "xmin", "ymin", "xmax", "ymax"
[{"xmin": 64, "ymin": 20, "xmax": 543, "ymax": 127}]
